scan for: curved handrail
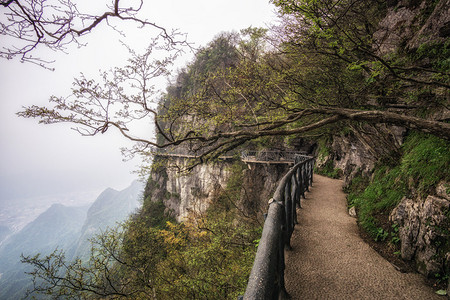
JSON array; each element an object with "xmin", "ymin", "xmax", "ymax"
[
  {"xmin": 242, "ymin": 155, "xmax": 315, "ymax": 300},
  {"xmin": 241, "ymin": 150, "xmax": 307, "ymax": 162},
  {"xmin": 155, "ymin": 149, "xmax": 306, "ymax": 164}
]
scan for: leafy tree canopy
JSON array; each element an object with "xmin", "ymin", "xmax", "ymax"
[{"xmin": 17, "ymin": 1, "xmax": 450, "ymax": 168}]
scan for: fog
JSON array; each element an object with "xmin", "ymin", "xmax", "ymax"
[{"xmin": 0, "ymin": 0, "xmax": 277, "ymax": 203}]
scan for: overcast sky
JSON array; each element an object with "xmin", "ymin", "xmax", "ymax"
[{"xmin": 0, "ymin": 1, "xmax": 277, "ymax": 202}]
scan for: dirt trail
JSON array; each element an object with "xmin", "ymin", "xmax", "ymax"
[{"xmin": 284, "ymin": 174, "xmax": 441, "ymax": 300}]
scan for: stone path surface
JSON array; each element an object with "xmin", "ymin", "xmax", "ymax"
[{"xmin": 284, "ymin": 174, "xmax": 441, "ymax": 300}]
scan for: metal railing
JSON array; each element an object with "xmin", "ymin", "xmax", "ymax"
[
  {"xmin": 241, "ymin": 150, "xmax": 307, "ymax": 163},
  {"xmin": 241, "ymin": 154, "xmax": 315, "ymax": 300},
  {"xmin": 155, "ymin": 149, "xmax": 307, "ymax": 164}
]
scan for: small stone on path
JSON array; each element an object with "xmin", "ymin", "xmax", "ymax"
[{"xmin": 348, "ymin": 206, "xmax": 357, "ymax": 218}]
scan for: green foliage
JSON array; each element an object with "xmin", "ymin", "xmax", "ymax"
[
  {"xmin": 349, "ymin": 132, "xmax": 450, "ymax": 238},
  {"xmin": 375, "ymin": 227, "xmax": 389, "ymax": 242},
  {"xmin": 23, "ymin": 206, "xmax": 259, "ymax": 299},
  {"xmin": 155, "ymin": 212, "xmax": 259, "ymax": 299},
  {"xmin": 272, "ymin": 0, "xmax": 449, "ymax": 117},
  {"xmin": 316, "ymin": 137, "xmax": 331, "ymax": 160},
  {"xmin": 400, "ymin": 132, "xmax": 450, "ymax": 195},
  {"xmin": 390, "ymin": 223, "xmax": 401, "ymax": 245},
  {"xmin": 139, "ymin": 198, "xmax": 175, "ymax": 229},
  {"xmin": 373, "ymin": 224, "xmax": 401, "ymax": 244},
  {"xmin": 315, "ymin": 159, "xmax": 342, "ymax": 179},
  {"xmin": 314, "ymin": 135, "xmax": 343, "ymax": 179},
  {"xmin": 22, "ymin": 226, "xmax": 146, "ymax": 299},
  {"xmin": 414, "ymin": 40, "xmax": 450, "ymax": 73},
  {"xmin": 239, "ymin": 27, "xmax": 269, "ymax": 61},
  {"xmin": 345, "ymin": 171, "xmax": 369, "ymax": 197},
  {"xmin": 220, "ymin": 161, "xmax": 246, "ymax": 203}
]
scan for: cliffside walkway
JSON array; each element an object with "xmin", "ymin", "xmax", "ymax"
[
  {"xmin": 157, "ymin": 150, "xmax": 305, "ymax": 165},
  {"xmin": 284, "ymin": 174, "xmax": 440, "ymax": 300}
]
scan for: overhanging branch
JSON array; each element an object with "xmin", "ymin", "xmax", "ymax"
[{"xmin": 1, "ymin": 0, "xmax": 189, "ymax": 67}]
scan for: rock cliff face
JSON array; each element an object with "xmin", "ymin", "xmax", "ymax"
[
  {"xmin": 241, "ymin": 163, "xmax": 291, "ymax": 218},
  {"xmin": 145, "ymin": 157, "xmax": 289, "ymax": 222},
  {"xmin": 156, "ymin": 158, "xmax": 233, "ymax": 222},
  {"xmin": 390, "ymin": 186, "xmax": 450, "ymax": 277},
  {"xmin": 375, "ymin": 0, "xmax": 450, "ymax": 55},
  {"xmin": 316, "ymin": 123, "xmax": 405, "ymax": 185}
]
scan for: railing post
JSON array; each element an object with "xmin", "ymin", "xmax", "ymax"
[
  {"xmin": 300, "ymin": 165, "xmax": 306, "ymax": 199},
  {"xmin": 289, "ymin": 176, "xmax": 296, "ymax": 229},
  {"xmin": 303, "ymin": 165, "xmax": 309, "ymax": 192},
  {"xmin": 294, "ymin": 169, "xmax": 302, "ymax": 224},
  {"xmin": 277, "ymin": 223, "xmax": 288, "ymax": 299},
  {"xmin": 284, "ymin": 179, "xmax": 293, "ymax": 250},
  {"xmin": 292, "ymin": 173, "xmax": 300, "ymax": 224}
]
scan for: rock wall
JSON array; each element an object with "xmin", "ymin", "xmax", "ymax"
[
  {"xmin": 374, "ymin": 0, "xmax": 450, "ymax": 55},
  {"xmin": 145, "ymin": 157, "xmax": 290, "ymax": 222},
  {"xmin": 390, "ymin": 183, "xmax": 450, "ymax": 277},
  {"xmin": 316, "ymin": 123, "xmax": 405, "ymax": 186},
  {"xmin": 241, "ymin": 163, "xmax": 291, "ymax": 219},
  {"xmin": 361, "ymin": 1, "xmax": 450, "ymax": 288},
  {"xmin": 146, "ymin": 157, "xmax": 233, "ymax": 222}
]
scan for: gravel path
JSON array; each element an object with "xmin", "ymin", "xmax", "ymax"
[{"xmin": 284, "ymin": 174, "xmax": 442, "ymax": 300}]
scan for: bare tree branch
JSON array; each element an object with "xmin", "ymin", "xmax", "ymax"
[{"xmin": 1, "ymin": 0, "xmax": 189, "ymax": 68}]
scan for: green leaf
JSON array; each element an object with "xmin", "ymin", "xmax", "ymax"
[{"xmin": 435, "ymin": 289, "xmax": 447, "ymax": 296}]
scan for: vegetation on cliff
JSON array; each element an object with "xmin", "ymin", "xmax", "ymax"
[{"xmin": 347, "ymin": 132, "xmax": 450, "ymax": 237}]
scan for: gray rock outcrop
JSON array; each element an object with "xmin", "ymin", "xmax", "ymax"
[
  {"xmin": 146, "ymin": 156, "xmax": 289, "ymax": 222},
  {"xmin": 349, "ymin": 206, "xmax": 357, "ymax": 218},
  {"xmin": 390, "ymin": 188, "xmax": 450, "ymax": 277},
  {"xmin": 374, "ymin": 0, "xmax": 450, "ymax": 55},
  {"xmin": 316, "ymin": 124, "xmax": 405, "ymax": 186},
  {"xmin": 146, "ymin": 157, "xmax": 233, "ymax": 222}
]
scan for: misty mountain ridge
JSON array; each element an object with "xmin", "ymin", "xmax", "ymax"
[
  {"xmin": 0, "ymin": 204, "xmax": 87, "ymax": 270},
  {"xmin": 0, "ymin": 189, "xmax": 100, "ymax": 237},
  {"xmin": 0, "ymin": 180, "xmax": 143, "ymax": 299},
  {"xmin": 0, "ymin": 227, "xmax": 11, "ymax": 245},
  {"xmin": 72, "ymin": 180, "xmax": 144, "ymax": 259}
]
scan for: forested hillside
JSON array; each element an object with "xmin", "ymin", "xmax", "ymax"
[{"xmin": 19, "ymin": 0, "xmax": 449, "ymax": 298}]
